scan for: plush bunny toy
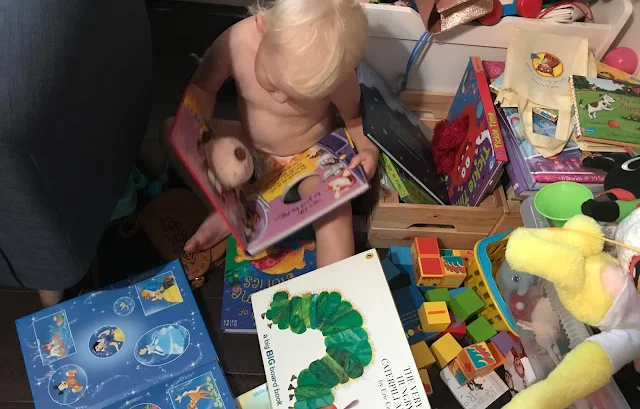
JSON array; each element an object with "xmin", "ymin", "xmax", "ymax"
[
  {"xmin": 198, "ymin": 129, "xmax": 254, "ymax": 193},
  {"xmin": 503, "ymin": 215, "xmax": 640, "ymax": 409}
]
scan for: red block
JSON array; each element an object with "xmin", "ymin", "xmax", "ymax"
[
  {"xmin": 441, "ymin": 312, "xmax": 467, "ymax": 340},
  {"xmin": 412, "ymin": 237, "xmax": 440, "ymax": 257}
]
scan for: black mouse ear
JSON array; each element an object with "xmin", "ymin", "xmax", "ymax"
[{"xmin": 582, "ymin": 155, "xmax": 617, "ymax": 172}]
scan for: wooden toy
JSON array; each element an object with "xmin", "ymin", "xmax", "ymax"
[
  {"xmin": 467, "ymin": 316, "xmax": 497, "ymax": 343},
  {"xmin": 487, "ymin": 341, "xmax": 506, "ymax": 369},
  {"xmin": 406, "ymin": 326, "xmax": 439, "ymax": 345},
  {"xmin": 381, "ymin": 258, "xmax": 402, "ymax": 283},
  {"xmin": 411, "ymin": 237, "xmax": 440, "ymax": 258},
  {"xmin": 450, "ymin": 287, "xmax": 484, "ymax": 322},
  {"xmin": 414, "ymin": 257, "xmax": 444, "ymax": 287},
  {"xmin": 388, "ymin": 246, "xmax": 413, "ymax": 274},
  {"xmin": 418, "ymin": 368, "xmax": 433, "ymax": 396},
  {"xmin": 442, "ymin": 312, "xmax": 466, "ymax": 340},
  {"xmin": 418, "ymin": 301, "xmax": 451, "ymax": 333},
  {"xmin": 491, "ymin": 331, "xmax": 517, "ymax": 357},
  {"xmin": 425, "ymin": 288, "xmax": 451, "ymax": 304},
  {"xmin": 448, "ymin": 342, "xmax": 497, "ymax": 386},
  {"xmin": 410, "ymin": 341, "xmax": 436, "ymax": 369},
  {"xmin": 439, "ymin": 255, "xmax": 467, "ymax": 288},
  {"xmin": 448, "ymin": 287, "xmax": 466, "ymax": 299},
  {"xmin": 430, "ymin": 333, "xmax": 462, "ymax": 368}
]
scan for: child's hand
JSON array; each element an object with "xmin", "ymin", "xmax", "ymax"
[{"xmin": 349, "ymin": 146, "xmax": 379, "ymax": 180}]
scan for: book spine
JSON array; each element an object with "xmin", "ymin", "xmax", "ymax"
[
  {"xmin": 569, "ymin": 76, "xmax": 583, "ymax": 141},
  {"xmin": 381, "ymin": 154, "xmax": 409, "ymax": 199},
  {"xmin": 472, "ymin": 56, "xmax": 508, "ymax": 162},
  {"xmin": 497, "ymin": 108, "xmax": 535, "ymax": 193},
  {"xmin": 533, "ymin": 173, "xmax": 605, "ymax": 184}
]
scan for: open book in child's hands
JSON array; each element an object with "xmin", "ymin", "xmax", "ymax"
[{"xmin": 165, "ymin": 86, "xmax": 370, "ymax": 255}]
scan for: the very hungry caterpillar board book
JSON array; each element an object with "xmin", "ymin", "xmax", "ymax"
[
  {"xmin": 252, "ymin": 251, "xmax": 431, "ymax": 409},
  {"xmin": 222, "ymin": 233, "xmax": 317, "ymax": 334},
  {"xmin": 15, "ymin": 260, "xmax": 237, "ymax": 409},
  {"xmin": 570, "ymin": 75, "xmax": 640, "ymax": 148},
  {"xmin": 166, "ymin": 87, "xmax": 369, "ymax": 256}
]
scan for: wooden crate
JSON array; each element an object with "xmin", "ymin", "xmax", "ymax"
[{"xmin": 368, "ymin": 91, "xmax": 523, "ymax": 249}]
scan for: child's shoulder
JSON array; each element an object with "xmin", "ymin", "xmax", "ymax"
[{"xmin": 228, "ymin": 16, "xmax": 257, "ymax": 41}]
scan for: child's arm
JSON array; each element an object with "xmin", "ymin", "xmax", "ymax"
[
  {"xmin": 190, "ymin": 28, "xmax": 232, "ymax": 121},
  {"xmin": 331, "ymin": 71, "xmax": 379, "ymax": 180}
]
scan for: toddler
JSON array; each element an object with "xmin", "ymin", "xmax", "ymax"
[{"xmin": 184, "ymin": 0, "xmax": 378, "ymax": 267}]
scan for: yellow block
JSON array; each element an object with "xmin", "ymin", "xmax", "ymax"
[
  {"xmin": 410, "ymin": 341, "xmax": 436, "ymax": 369},
  {"xmin": 418, "ymin": 301, "xmax": 451, "ymax": 333},
  {"xmin": 430, "ymin": 333, "xmax": 463, "ymax": 368},
  {"xmin": 418, "ymin": 368, "xmax": 433, "ymax": 395}
]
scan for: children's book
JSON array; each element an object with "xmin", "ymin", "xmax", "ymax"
[
  {"xmin": 380, "ymin": 153, "xmax": 439, "ymax": 205},
  {"xmin": 498, "ymin": 106, "xmax": 608, "ymax": 198},
  {"xmin": 357, "ymin": 60, "xmax": 449, "ymax": 205},
  {"xmin": 236, "ymin": 384, "xmax": 271, "ymax": 409},
  {"xmin": 251, "ymin": 250, "xmax": 431, "ymax": 409},
  {"xmin": 440, "ymin": 367, "xmax": 508, "ymax": 409},
  {"xmin": 444, "ymin": 57, "xmax": 508, "ymax": 206},
  {"xmin": 166, "ymin": 88, "xmax": 369, "ymax": 256},
  {"xmin": 570, "ymin": 75, "xmax": 640, "ymax": 148},
  {"xmin": 15, "ymin": 261, "xmax": 237, "ymax": 409},
  {"xmin": 221, "ymin": 234, "xmax": 317, "ymax": 334}
]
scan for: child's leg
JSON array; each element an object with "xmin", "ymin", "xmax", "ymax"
[{"xmin": 312, "ymin": 203, "xmax": 355, "ymax": 268}]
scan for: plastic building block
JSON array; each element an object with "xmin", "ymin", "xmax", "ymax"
[
  {"xmin": 411, "ymin": 237, "xmax": 440, "ymax": 258},
  {"xmin": 448, "ymin": 287, "xmax": 466, "ymax": 299},
  {"xmin": 442, "ymin": 312, "xmax": 467, "ymax": 340},
  {"xmin": 411, "ymin": 341, "xmax": 436, "ymax": 369},
  {"xmin": 467, "ymin": 316, "xmax": 498, "ymax": 343},
  {"xmin": 392, "ymin": 286, "xmax": 425, "ymax": 331},
  {"xmin": 439, "ymin": 249, "xmax": 454, "ymax": 257},
  {"xmin": 381, "ymin": 258, "xmax": 401, "ymax": 283},
  {"xmin": 388, "ymin": 246, "xmax": 413, "ymax": 274},
  {"xmin": 414, "ymin": 257, "xmax": 444, "ymax": 287},
  {"xmin": 487, "ymin": 341, "xmax": 506, "ymax": 369},
  {"xmin": 418, "ymin": 301, "xmax": 451, "ymax": 333},
  {"xmin": 418, "ymin": 368, "xmax": 433, "ymax": 396},
  {"xmin": 439, "ymin": 255, "xmax": 467, "ymax": 288},
  {"xmin": 425, "ymin": 288, "xmax": 451, "ymax": 304},
  {"xmin": 430, "ymin": 333, "xmax": 462, "ymax": 368},
  {"xmin": 448, "ymin": 342, "xmax": 497, "ymax": 386},
  {"xmin": 450, "ymin": 287, "xmax": 484, "ymax": 322},
  {"xmin": 491, "ymin": 331, "xmax": 517, "ymax": 357}
]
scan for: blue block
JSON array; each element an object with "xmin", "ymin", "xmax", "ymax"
[
  {"xmin": 449, "ymin": 287, "xmax": 467, "ymax": 298},
  {"xmin": 381, "ymin": 258, "xmax": 402, "ymax": 283},
  {"xmin": 388, "ymin": 246, "xmax": 413, "ymax": 274}
]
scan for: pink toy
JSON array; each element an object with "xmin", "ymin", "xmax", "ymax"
[{"xmin": 603, "ymin": 47, "xmax": 639, "ymax": 75}]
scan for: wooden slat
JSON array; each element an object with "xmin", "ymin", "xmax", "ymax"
[
  {"xmin": 400, "ymin": 90, "xmax": 455, "ymax": 120},
  {"xmin": 368, "ymin": 226, "xmax": 487, "ymax": 250}
]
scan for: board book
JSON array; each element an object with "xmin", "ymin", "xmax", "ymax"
[
  {"xmin": 251, "ymin": 250, "xmax": 431, "ymax": 409},
  {"xmin": 166, "ymin": 87, "xmax": 369, "ymax": 256},
  {"xmin": 236, "ymin": 384, "xmax": 271, "ymax": 409},
  {"xmin": 444, "ymin": 57, "xmax": 508, "ymax": 206},
  {"xmin": 15, "ymin": 260, "xmax": 236, "ymax": 409},
  {"xmin": 357, "ymin": 60, "xmax": 449, "ymax": 205},
  {"xmin": 222, "ymin": 234, "xmax": 317, "ymax": 334},
  {"xmin": 570, "ymin": 75, "xmax": 640, "ymax": 148}
]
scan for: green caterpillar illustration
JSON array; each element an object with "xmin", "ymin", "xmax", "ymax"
[{"xmin": 263, "ymin": 290, "xmax": 372, "ymax": 409}]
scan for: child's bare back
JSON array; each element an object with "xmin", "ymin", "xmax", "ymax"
[{"xmin": 185, "ymin": 0, "xmax": 378, "ymax": 267}]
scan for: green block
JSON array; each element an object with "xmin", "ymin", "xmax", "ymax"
[
  {"xmin": 467, "ymin": 316, "xmax": 497, "ymax": 343},
  {"xmin": 450, "ymin": 287, "xmax": 484, "ymax": 322},
  {"xmin": 425, "ymin": 288, "xmax": 451, "ymax": 304}
]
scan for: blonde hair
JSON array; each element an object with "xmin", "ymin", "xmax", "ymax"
[{"xmin": 250, "ymin": 0, "xmax": 368, "ymax": 98}]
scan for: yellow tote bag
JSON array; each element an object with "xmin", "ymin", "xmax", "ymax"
[{"xmin": 497, "ymin": 29, "xmax": 596, "ymax": 157}]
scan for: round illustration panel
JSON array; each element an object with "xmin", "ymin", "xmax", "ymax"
[
  {"xmin": 113, "ymin": 296, "xmax": 136, "ymax": 316},
  {"xmin": 135, "ymin": 324, "xmax": 190, "ymax": 367},
  {"xmin": 89, "ymin": 325, "xmax": 125, "ymax": 358},
  {"xmin": 48, "ymin": 364, "xmax": 88, "ymax": 405}
]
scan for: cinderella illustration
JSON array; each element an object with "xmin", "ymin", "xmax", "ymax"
[{"xmin": 136, "ymin": 324, "xmax": 190, "ymax": 366}]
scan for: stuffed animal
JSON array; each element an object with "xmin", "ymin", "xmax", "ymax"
[
  {"xmin": 504, "ymin": 215, "xmax": 640, "ymax": 409},
  {"xmin": 198, "ymin": 129, "xmax": 254, "ymax": 192},
  {"xmin": 581, "ymin": 155, "xmax": 640, "ymax": 223},
  {"xmin": 615, "ymin": 207, "xmax": 640, "ymax": 292}
]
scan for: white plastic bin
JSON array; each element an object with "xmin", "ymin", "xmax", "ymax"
[{"xmin": 363, "ymin": 1, "xmax": 633, "ymax": 93}]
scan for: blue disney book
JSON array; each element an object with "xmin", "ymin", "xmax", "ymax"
[{"xmin": 15, "ymin": 260, "xmax": 237, "ymax": 409}]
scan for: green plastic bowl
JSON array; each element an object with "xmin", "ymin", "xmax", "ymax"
[{"xmin": 534, "ymin": 182, "xmax": 594, "ymax": 227}]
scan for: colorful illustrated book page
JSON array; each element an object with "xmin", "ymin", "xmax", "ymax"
[
  {"xmin": 445, "ymin": 57, "xmax": 508, "ymax": 206},
  {"xmin": 221, "ymin": 234, "xmax": 317, "ymax": 334},
  {"xmin": 251, "ymin": 251, "xmax": 431, "ymax": 409},
  {"xmin": 166, "ymin": 88, "xmax": 369, "ymax": 256},
  {"xmin": 236, "ymin": 384, "xmax": 271, "ymax": 409},
  {"xmin": 15, "ymin": 261, "xmax": 237, "ymax": 409},
  {"xmin": 357, "ymin": 60, "xmax": 449, "ymax": 205}
]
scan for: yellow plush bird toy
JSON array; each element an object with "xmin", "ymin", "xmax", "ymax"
[{"xmin": 503, "ymin": 215, "xmax": 640, "ymax": 409}]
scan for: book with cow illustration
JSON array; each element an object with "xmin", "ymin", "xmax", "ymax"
[
  {"xmin": 570, "ymin": 75, "xmax": 640, "ymax": 148},
  {"xmin": 166, "ymin": 88, "xmax": 369, "ymax": 256},
  {"xmin": 251, "ymin": 250, "xmax": 430, "ymax": 409},
  {"xmin": 15, "ymin": 261, "xmax": 237, "ymax": 409}
]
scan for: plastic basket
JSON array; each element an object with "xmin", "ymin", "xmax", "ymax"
[{"xmin": 464, "ymin": 231, "xmax": 518, "ymax": 336}]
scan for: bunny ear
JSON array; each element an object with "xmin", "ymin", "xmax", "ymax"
[{"xmin": 506, "ymin": 227, "xmax": 585, "ymax": 294}]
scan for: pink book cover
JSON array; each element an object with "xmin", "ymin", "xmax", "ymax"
[{"xmin": 165, "ymin": 87, "xmax": 369, "ymax": 255}]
